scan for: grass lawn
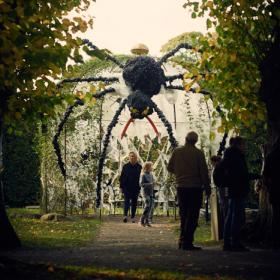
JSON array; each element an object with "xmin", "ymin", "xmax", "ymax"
[
  {"xmin": 7, "ymin": 208, "xmax": 101, "ymax": 248},
  {"xmin": 195, "ymin": 219, "xmax": 221, "ymax": 246},
  {"xmin": 172, "ymin": 217, "xmax": 221, "ymax": 247}
]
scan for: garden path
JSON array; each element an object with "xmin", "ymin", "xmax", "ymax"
[{"xmin": 1, "ymin": 215, "xmax": 280, "ymax": 279}]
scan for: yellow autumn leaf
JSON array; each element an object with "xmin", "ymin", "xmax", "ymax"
[
  {"xmin": 75, "ymin": 91, "xmax": 85, "ymax": 99},
  {"xmin": 14, "ymin": 112, "xmax": 21, "ymax": 120},
  {"xmin": 88, "ymin": 97, "xmax": 96, "ymax": 107},
  {"xmin": 230, "ymin": 52, "xmax": 237, "ymax": 62},
  {"xmin": 184, "ymin": 84, "xmax": 191, "ymax": 91},
  {"xmin": 183, "ymin": 72, "xmax": 193, "ymax": 79},
  {"xmin": 184, "ymin": 79, "xmax": 195, "ymax": 91},
  {"xmin": 98, "ymin": 82, "xmax": 106, "ymax": 90},
  {"xmin": 210, "ymin": 131, "xmax": 216, "ymax": 141},
  {"xmin": 62, "ymin": 18, "xmax": 71, "ymax": 26},
  {"xmin": 217, "ymin": 126, "xmax": 225, "ymax": 133},
  {"xmin": 205, "ymin": 1, "xmax": 214, "ymax": 8},
  {"xmin": 90, "ymin": 85, "xmax": 96, "ymax": 93}
]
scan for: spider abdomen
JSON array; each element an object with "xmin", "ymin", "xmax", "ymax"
[{"xmin": 123, "ymin": 56, "xmax": 165, "ymax": 97}]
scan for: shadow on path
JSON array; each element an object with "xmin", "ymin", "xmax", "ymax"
[{"xmin": 1, "ymin": 215, "xmax": 280, "ymax": 279}]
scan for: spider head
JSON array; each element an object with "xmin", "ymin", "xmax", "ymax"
[
  {"xmin": 127, "ymin": 91, "xmax": 153, "ymax": 119},
  {"xmin": 123, "ymin": 56, "xmax": 165, "ymax": 97}
]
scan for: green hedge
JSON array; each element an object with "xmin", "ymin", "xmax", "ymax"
[{"xmin": 3, "ymin": 128, "xmax": 40, "ymax": 207}]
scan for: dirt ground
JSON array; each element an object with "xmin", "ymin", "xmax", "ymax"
[{"xmin": 1, "ymin": 215, "xmax": 280, "ymax": 279}]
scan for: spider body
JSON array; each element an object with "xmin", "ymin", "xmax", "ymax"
[{"xmin": 123, "ymin": 55, "xmax": 165, "ymax": 119}]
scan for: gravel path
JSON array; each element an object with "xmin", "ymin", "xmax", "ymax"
[{"xmin": 1, "ymin": 215, "xmax": 280, "ymax": 279}]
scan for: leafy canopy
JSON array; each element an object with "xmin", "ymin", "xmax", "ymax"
[
  {"xmin": 0, "ymin": 0, "xmax": 94, "ymax": 129},
  {"xmin": 183, "ymin": 0, "xmax": 280, "ymax": 133}
]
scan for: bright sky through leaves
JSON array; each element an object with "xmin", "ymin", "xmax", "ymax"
[{"xmin": 82, "ymin": 0, "xmax": 207, "ymax": 56}]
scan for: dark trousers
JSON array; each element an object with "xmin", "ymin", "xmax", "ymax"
[
  {"xmin": 124, "ymin": 192, "xmax": 139, "ymax": 218},
  {"xmin": 218, "ymin": 188, "xmax": 229, "ymax": 235},
  {"xmin": 218, "ymin": 188, "xmax": 229, "ymax": 222},
  {"xmin": 272, "ymin": 203, "xmax": 280, "ymax": 249},
  {"xmin": 177, "ymin": 188, "xmax": 203, "ymax": 246},
  {"xmin": 223, "ymin": 197, "xmax": 245, "ymax": 247}
]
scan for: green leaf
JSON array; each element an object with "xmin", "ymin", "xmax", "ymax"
[
  {"xmin": 191, "ymin": 12, "xmax": 197, "ymax": 19},
  {"xmin": 206, "ymin": 19, "xmax": 212, "ymax": 29},
  {"xmin": 83, "ymin": 46, "xmax": 106, "ymax": 60}
]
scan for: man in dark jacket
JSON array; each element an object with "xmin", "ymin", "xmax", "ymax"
[
  {"xmin": 167, "ymin": 131, "xmax": 211, "ymax": 251},
  {"xmin": 223, "ymin": 136, "xmax": 258, "ymax": 251},
  {"xmin": 119, "ymin": 151, "xmax": 142, "ymax": 223}
]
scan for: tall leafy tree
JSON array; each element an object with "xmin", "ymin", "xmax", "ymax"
[
  {"xmin": 0, "ymin": 0, "xmax": 93, "ymax": 249},
  {"xmin": 184, "ymin": 0, "xmax": 280, "ymax": 242}
]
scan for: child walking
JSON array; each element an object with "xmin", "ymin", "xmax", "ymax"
[{"xmin": 140, "ymin": 162, "xmax": 154, "ymax": 227}]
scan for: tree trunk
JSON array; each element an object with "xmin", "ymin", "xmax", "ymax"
[
  {"xmin": 40, "ymin": 124, "xmax": 48, "ymax": 214},
  {"xmin": 0, "ymin": 117, "xmax": 21, "ymax": 249},
  {"xmin": 256, "ymin": 17, "xmax": 280, "ymax": 244}
]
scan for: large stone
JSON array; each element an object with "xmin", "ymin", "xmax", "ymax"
[{"xmin": 40, "ymin": 213, "xmax": 68, "ymax": 222}]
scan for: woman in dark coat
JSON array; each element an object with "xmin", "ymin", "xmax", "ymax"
[{"xmin": 119, "ymin": 151, "xmax": 142, "ymax": 223}]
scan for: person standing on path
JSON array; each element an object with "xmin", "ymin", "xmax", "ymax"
[
  {"xmin": 222, "ymin": 136, "xmax": 259, "ymax": 251},
  {"xmin": 140, "ymin": 161, "xmax": 155, "ymax": 227},
  {"xmin": 167, "ymin": 131, "xmax": 211, "ymax": 251},
  {"xmin": 119, "ymin": 151, "xmax": 142, "ymax": 223}
]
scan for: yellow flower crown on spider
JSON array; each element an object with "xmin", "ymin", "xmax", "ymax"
[{"xmin": 129, "ymin": 106, "xmax": 150, "ymax": 116}]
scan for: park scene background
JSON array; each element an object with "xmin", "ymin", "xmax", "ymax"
[{"xmin": 0, "ymin": 0, "xmax": 280, "ymax": 279}]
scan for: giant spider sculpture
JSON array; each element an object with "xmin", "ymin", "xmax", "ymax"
[{"xmin": 53, "ymin": 39, "xmax": 227, "ymax": 208}]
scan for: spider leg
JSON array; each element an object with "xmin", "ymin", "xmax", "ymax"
[
  {"xmin": 150, "ymin": 99, "xmax": 178, "ymax": 149},
  {"xmin": 96, "ymin": 98, "xmax": 128, "ymax": 208},
  {"xmin": 165, "ymin": 85, "xmax": 184, "ymax": 91},
  {"xmin": 57, "ymin": 76, "xmax": 119, "ymax": 88},
  {"xmin": 165, "ymin": 85, "xmax": 211, "ymax": 96},
  {"xmin": 93, "ymin": 88, "xmax": 116, "ymax": 99},
  {"xmin": 158, "ymin": 43, "xmax": 193, "ymax": 65},
  {"xmin": 165, "ymin": 74, "xmax": 184, "ymax": 84},
  {"xmin": 145, "ymin": 116, "xmax": 160, "ymax": 138},
  {"xmin": 53, "ymin": 86, "xmax": 117, "ymax": 178},
  {"xmin": 83, "ymin": 39, "xmax": 124, "ymax": 69},
  {"xmin": 120, "ymin": 117, "xmax": 134, "ymax": 139},
  {"xmin": 217, "ymin": 132, "xmax": 228, "ymax": 156},
  {"xmin": 53, "ymin": 99, "xmax": 84, "ymax": 178}
]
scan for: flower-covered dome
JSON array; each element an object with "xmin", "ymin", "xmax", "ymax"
[{"xmin": 130, "ymin": 43, "xmax": 149, "ymax": 55}]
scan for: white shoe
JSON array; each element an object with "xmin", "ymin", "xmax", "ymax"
[{"xmin": 131, "ymin": 218, "xmax": 136, "ymax": 223}]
